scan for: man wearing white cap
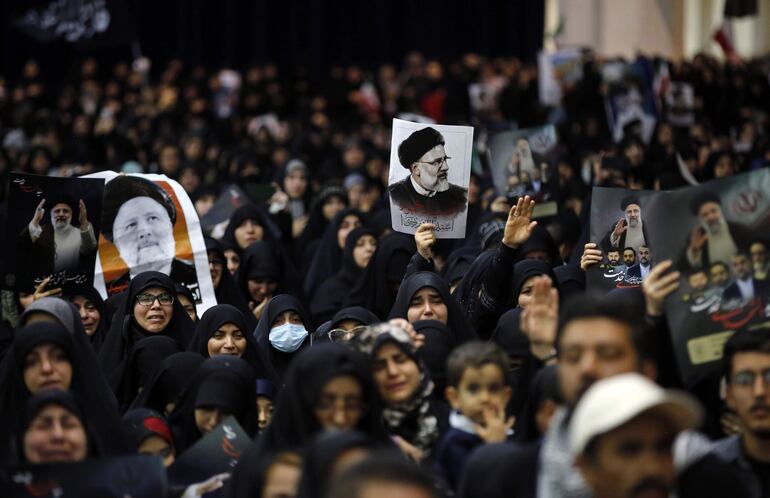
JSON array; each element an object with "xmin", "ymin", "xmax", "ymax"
[{"xmin": 570, "ymin": 373, "xmax": 702, "ymax": 498}]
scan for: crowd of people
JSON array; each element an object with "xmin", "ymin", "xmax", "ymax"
[{"xmin": 0, "ymin": 48, "xmax": 769, "ymax": 498}]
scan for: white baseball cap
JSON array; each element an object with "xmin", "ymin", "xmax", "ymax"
[{"xmin": 569, "ymin": 373, "xmax": 703, "ymax": 459}]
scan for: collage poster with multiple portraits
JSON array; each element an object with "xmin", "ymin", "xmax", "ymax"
[
  {"xmin": 388, "ymin": 118, "xmax": 473, "ymax": 239},
  {"xmin": 589, "ymin": 169, "xmax": 770, "ymax": 387},
  {"xmin": 84, "ymin": 171, "xmax": 216, "ymax": 315},
  {"xmin": 3, "ymin": 173, "xmax": 104, "ymax": 294}
]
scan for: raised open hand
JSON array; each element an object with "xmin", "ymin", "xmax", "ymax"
[
  {"xmin": 502, "ymin": 195, "xmax": 537, "ymax": 249},
  {"xmin": 520, "ymin": 275, "xmax": 559, "ymax": 360}
]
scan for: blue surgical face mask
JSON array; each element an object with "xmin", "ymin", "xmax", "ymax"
[{"xmin": 269, "ymin": 323, "xmax": 308, "ymax": 353}]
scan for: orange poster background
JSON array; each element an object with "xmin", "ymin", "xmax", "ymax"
[{"xmin": 98, "ymin": 181, "xmax": 194, "ymax": 283}]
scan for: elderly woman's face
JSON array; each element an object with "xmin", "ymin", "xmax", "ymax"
[{"xmin": 113, "ymin": 197, "xmax": 175, "ymax": 269}]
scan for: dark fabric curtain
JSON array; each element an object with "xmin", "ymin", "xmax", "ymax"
[{"xmin": 2, "ymin": 0, "xmax": 544, "ymax": 81}]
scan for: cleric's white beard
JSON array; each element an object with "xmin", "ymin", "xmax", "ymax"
[
  {"xmin": 625, "ymin": 214, "xmax": 639, "ymax": 228},
  {"xmin": 120, "ymin": 238, "xmax": 175, "ymax": 271},
  {"xmin": 417, "ymin": 164, "xmax": 450, "ymax": 192},
  {"xmin": 53, "ymin": 220, "xmax": 70, "ymax": 231}
]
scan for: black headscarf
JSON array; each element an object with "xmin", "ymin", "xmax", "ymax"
[
  {"xmin": 188, "ymin": 304, "xmax": 276, "ymax": 382},
  {"xmin": 19, "ymin": 390, "xmax": 96, "ymax": 462},
  {"xmin": 312, "ymin": 306, "xmax": 382, "ymax": 344},
  {"xmin": 122, "ymin": 408, "xmax": 175, "ymax": 452},
  {"xmin": 222, "ymin": 203, "xmax": 282, "ymax": 252},
  {"xmin": 296, "ymin": 184, "xmax": 348, "ymax": 253},
  {"xmin": 517, "ymin": 225, "xmax": 563, "ymax": 266},
  {"xmin": 98, "ymin": 271, "xmax": 196, "ymax": 376},
  {"xmin": 168, "ymin": 355, "xmax": 258, "ymax": 454},
  {"xmin": 110, "ymin": 335, "xmax": 181, "ymax": 413},
  {"xmin": 516, "ymin": 364, "xmax": 562, "ymax": 442},
  {"xmin": 236, "ymin": 240, "xmax": 302, "ymax": 309},
  {"xmin": 0, "ymin": 320, "xmax": 128, "ymax": 465},
  {"xmin": 345, "ymin": 233, "xmax": 415, "ymax": 319},
  {"xmin": 303, "ymin": 208, "xmax": 364, "ymax": 297},
  {"xmin": 256, "ymin": 343, "xmax": 387, "ymax": 455},
  {"xmin": 413, "ymin": 320, "xmax": 457, "ymax": 399},
  {"xmin": 389, "ymin": 271, "xmax": 477, "ymax": 344},
  {"xmin": 553, "ymin": 265, "xmax": 586, "ymax": 301},
  {"xmin": 511, "ymin": 260, "xmax": 559, "ymax": 307},
  {"xmin": 296, "ymin": 430, "xmax": 380, "ymax": 498},
  {"xmin": 253, "ymin": 294, "xmax": 313, "ymax": 382},
  {"xmin": 204, "ymin": 236, "xmax": 254, "ymax": 323},
  {"xmin": 441, "ymin": 246, "xmax": 480, "ymax": 289},
  {"xmin": 66, "ymin": 287, "xmax": 108, "ymax": 351},
  {"xmin": 311, "ymin": 227, "xmax": 377, "ymax": 325},
  {"xmin": 128, "ymin": 352, "xmax": 205, "ymax": 415}
]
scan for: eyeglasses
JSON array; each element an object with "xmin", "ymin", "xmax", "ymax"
[
  {"xmin": 417, "ymin": 156, "xmax": 451, "ymax": 168},
  {"xmin": 328, "ymin": 325, "xmax": 368, "ymax": 343},
  {"xmin": 135, "ymin": 293, "xmax": 175, "ymax": 307},
  {"xmin": 730, "ymin": 369, "xmax": 770, "ymax": 388}
]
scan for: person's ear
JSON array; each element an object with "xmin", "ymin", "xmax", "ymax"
[
  {"xmin": 410, "ymin": 163, "xmax": 420, "ymax": 177},
  {"xmin": 445, "ymin": 385, "xmax": 461, "ymax": 410},
  {"xmin": 502, "ymin": 385, "xmax": 513, "ymax": 405}
]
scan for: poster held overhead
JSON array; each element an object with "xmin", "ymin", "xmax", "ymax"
[
  {"xmin": 588, "ymin": 170, "xmax": 770, "ymax": 387},
  {"xmin": 4, "ymin": 173, "xmax": 105, "ymax": 294},
  {"xmin": 83, "ymin": 171, "xmax": 216, "ymax": 315},
  {"xmin": 388, "ymin": 118, "xmax": 473, "ymax": 239}
]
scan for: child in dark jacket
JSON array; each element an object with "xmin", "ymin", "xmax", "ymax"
[{"xmin": 434, "ymin": 341, "xmax": 513, "ymax": 492}]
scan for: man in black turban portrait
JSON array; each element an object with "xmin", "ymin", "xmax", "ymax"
[
  {"xmin": 101, "ymin": 175, "xmax": 198, "ymax": 298},
  {"xmin": 389, "ymin": 126, "xmax": 468, "ymax": 217},
  {"xmin": 600, "ymin": 194, "xmax": 648, "ymax": 254}
]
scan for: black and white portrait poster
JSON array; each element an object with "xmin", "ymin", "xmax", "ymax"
[
  {"xmin": 3, "ymin": 454, "xmax": 166, "ymax": 497},
  {"xmin": 589, "ymin": 170, "xmax": 770, "ymax": 387},
  {"xmin": 3, "ymin": 173, "xmax": 104, "ymax": 294},
  {"xmin": 83, "ymin": 171, "xmax": 216, "ymax": 315},
  {"xmin": 488, "ymin": 125, "xmax": 558, "ymax": 198},
  {"xmin": 388, "ymin": 118, "xmax": 473, "ymax": 239}
]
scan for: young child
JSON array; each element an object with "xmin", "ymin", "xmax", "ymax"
[{"xmin": 434, "ymin": 341, "xmax": 513, "ymax": 492}]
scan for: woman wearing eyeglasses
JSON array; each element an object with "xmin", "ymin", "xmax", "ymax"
[{"xmin": 98, "ymin": 272, "xmax": 196, "ymax": 376}]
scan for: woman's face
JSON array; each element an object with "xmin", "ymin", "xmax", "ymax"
[
  {"xmin": 353, "ymin": 235, "xmax": 377, "ymax": 269},
  {"xmin": 517, "ymin": 275, "xmax": 551, "ymax": 309},
  {"xmin": 248, "ymin": 278, "xmax": 278, "ymax": 304},
  {"xmin": 194, "ymin": 406, "xmax": 231, "ymax": 435},
  {"xmin": 24, "ymin": 343, "xmax": 73, "ymax": 394},
  {"xmin": 337, "ymin": 215, "xmax": 362, "ymax": 249},
  {"xmin": 284, "ymin": 170, "xmax": 308, "ymax": 199},
  {"xmin": 234, "ymin": 218, "xmax": 264, "ymax": 249},
  {"xmin": 372, "ymin": 343, "xmax": 421, "ymax": 405},
  {"xmin": 406, "ymin": 287, "xmax": 448, "ymax": 324},
  {"xmin": 322, "ymin": 196, "xmax": 346, "ymax": 221},
  {"xmin": 133, "ymin": 286, "xmax": 174, "ymax": 333},
  {"xmin": 271, "ymin": 310, "xmax": 304, "ymax": 329},
  {"xmin": 224, "ymin": 249, "xmax": 240, "ymax": 275},
  {"xmin": 72, "ymin": 296, "xmax": 101, "ymax": 336},
  {"xmin": 178, "ymin": 293, "xmax": 197, "ymax": 322},
  {"xmin": 262, "ymin": 461, "xmax": 302, "ymax": 498},
  {"xmin": 138, "ymin": 434, "xmax": 175, "ymax": 468},
  {"xmin": 24, "ymin": 404, "xmax": 88, "ymax": 464},
  {"xmin": 314, "ymin": 374, "xmax": 365, "ymax": 431},
  {"xmin": 207, "ymin": 322, "xmax": 247, "ymax": 358}
]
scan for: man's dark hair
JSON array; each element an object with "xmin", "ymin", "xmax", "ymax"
[
  {"xmin": 623, "ymin": 247, "xmax": 636, "ymax": 256},
  {"xmin": 709, "ymin": 261, "xmax": 729, "ymax": 273},
  {"xmin": 446, "ymin": 341, "xmax": 509, "ymax": 387},
  {"xmin": 556, "ymin": 293, "xmax": 652, "ymax": 361},
  {"xmin": 722, "ymin": 329, "xmax": 770, "ymax": 381},
  {"xmin": 328, "ymin": 453, "xmax": 436, "ymax": 498}
]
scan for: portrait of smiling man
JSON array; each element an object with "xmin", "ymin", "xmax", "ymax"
[
  {"xmin": 389, "ymin": 126, "xmax": 468, "ymax": 217},
  {"xmin": 101, "ymin": 175, "xmax": 198, "ymax": 298}
]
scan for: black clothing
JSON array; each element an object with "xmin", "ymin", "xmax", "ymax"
[
  {"xmin": 128, "ymin": 351, "xmax": 205, "ymax": 414},
  {"xmin": 413, "ymin": 320, "xmax": 457, "ymax": 399},
  {"xmin": 66, "ymin": 286, "xmax": 108, "ymax": 351},
  {"xmin": 345, "ymin": 232, "xmax": 415, "ymax": 319},
  {"xmin": 389, "ymin": 177, "xmax": 468, "ymax": 216},
  {"xmin": 252, "ymin": 294, "xmax": 312, "ymax": 381},
  {"xmin": 204, "ymin": 236, "xmax": 254, "ymax": 323},
  {"xmin": 458, "ymin": 441, "xmax": 540, "ymax": 498},
  {"xmin": 389, "ymin": 271, "xmax": 477, "ymax": 344},
  {"xmin": 98, "ymin": 271, "xmax": 196, "ymax": 377},
  {"xmin": 187, "ymin": 304, "xmax": 276, "ymax": 382},
  {"xmin": 105, "ymin": 258, "xmax": 199, "ymax": 301}
]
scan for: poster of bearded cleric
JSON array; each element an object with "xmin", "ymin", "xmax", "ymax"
[
  {"xmin": 388, "ymin": 118, "xmax": 473, "ymax": 238},
  {"xmin": 3, "ymin": 173, "xmax": 104, "ymax": 294},
  {"xmin": 84, "ymin": 171, "xmax": 216, "ymax": 314},
  {"xmin": 590, "ymin": 169, "xmax": 770, "ymax": 387},
  {"xmin": 488, "ymin": 125, "xmax": 558, "ymax": 198}
]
